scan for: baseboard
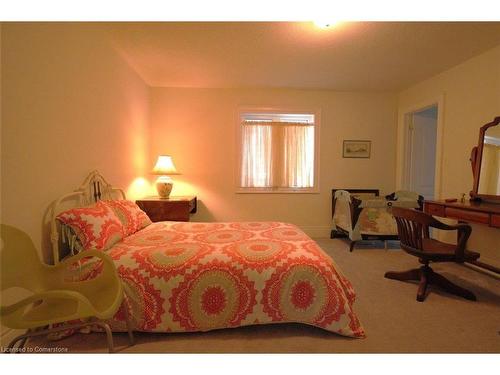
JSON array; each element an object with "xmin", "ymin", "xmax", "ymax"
[{"xmin": 297, "ymin": 225, "xmax": 332, "ymax": 239}]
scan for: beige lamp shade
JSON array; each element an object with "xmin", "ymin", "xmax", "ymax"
[
  {"xmin": 151, "ymin": 155, "xmax": 180, "ymax": 199},
  {"xmin": 152, "ymin": 155, "xmax": 180, "ymax": 175}
]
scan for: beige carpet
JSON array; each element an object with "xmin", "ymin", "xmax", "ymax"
[{"xmin": 22, "ymin": 239, "xmax": 500, "ymax": 353}]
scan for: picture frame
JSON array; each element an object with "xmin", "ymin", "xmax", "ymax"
[{"xmin": 343, "ymin": 140, "xmax": 371, "ymax": 158}]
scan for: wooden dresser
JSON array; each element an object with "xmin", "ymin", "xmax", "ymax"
[
  {"xmin": 424, "ymin": 199, "xmax": 500, "ymax": 274},
  {"xmin": 424, "ymin": 200, "xmax": 500, "ymax": 229},
  {"xmin": 422, "ymin": 117, "xmax": 500, "ymax": 274}
]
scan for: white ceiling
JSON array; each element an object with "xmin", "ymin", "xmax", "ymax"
[{"xmin": 103, "ymin": 22, "xmax": 500, "ymax": 91}]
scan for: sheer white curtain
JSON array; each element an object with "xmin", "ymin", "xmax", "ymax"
[
  {"xmin": 240, "ymin": 123, "xmax": 273, "ymax": 187},
  {"xmin": 282, "ymin": 124, "xmax": 315, "ymax": 188},
  {"xmin": 240, "ymin": 120, "xmax": 315, "ymax": 189}
]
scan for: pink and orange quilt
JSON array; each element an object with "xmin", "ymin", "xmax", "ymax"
[{"xmin": 91, "ymin": 221, "xmax": 365, "ymax": 338}]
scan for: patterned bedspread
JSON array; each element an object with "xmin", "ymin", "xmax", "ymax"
[{"xmin": 100, "ymin": 221, "xmax": 364, "ymax": 338}]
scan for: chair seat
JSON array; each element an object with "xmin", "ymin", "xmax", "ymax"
[
  {"xmin": 21, "ymin": 298, "xmax": 81, "ymax": 328},
  {"xmin": 415, "ymin": 238, "xmax": 480, "ymax": 262}
]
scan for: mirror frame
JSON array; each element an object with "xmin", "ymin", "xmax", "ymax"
[{"xmin": 470, "ymin": 116, "xmax": 500, "ymax": 202}]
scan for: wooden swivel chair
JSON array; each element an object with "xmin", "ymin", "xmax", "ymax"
[{"xmin": 385, "ymin": 207, "xmax": 480, "ymax": 302}]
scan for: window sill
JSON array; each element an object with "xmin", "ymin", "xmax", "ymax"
[{"xmin": 236, "ymin": 188, "xmax": 320, "ymax": 194}]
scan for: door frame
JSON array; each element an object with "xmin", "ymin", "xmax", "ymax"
[{"xmin": 396, "ymin": 94, "xmax": 445, "ymax": 200}]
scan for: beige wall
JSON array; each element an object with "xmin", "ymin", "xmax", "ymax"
[
  {"xmin": 2, "ymin": 23, "xmax": 497, "ymax": 273},
  {"xmin": 398, "ymin": 44, "xmax": 500, "ymax": 264},
  {"xmin": 150, "ymin": 87, "xmax": 398, "ymax": 237},
  {"xmin": 1, "ymin": 23, "xmax": 150, "ymax": 263}
]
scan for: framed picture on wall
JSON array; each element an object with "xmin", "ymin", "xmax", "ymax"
[{"xmin": 343, "ymin": 140, "xmax": 371, "ymax": 158}]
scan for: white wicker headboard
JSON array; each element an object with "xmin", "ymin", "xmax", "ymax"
[{"xmin": 50, "ymin": 170, "xmax": 126, "ymax": 264}]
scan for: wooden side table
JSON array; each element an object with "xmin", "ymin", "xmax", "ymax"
[{"xmin": 136, "ymin": 196, "xmax": 197, "ymax": 222}]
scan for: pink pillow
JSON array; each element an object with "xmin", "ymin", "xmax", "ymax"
[
  {"xmin": 56, "ymin": 201, "xmax": 124, "ymax": 250},
  {"xmin": 103, "ymin": 200, "xmax": 151, "ymax": 237}
]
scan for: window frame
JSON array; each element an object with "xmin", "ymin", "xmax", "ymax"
[{"xmin": 235, "ymin": 106, "xmax": 321, "ymax": 194}]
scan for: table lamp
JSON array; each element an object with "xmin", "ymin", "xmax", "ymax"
[{"xmin": 152, "ymin": 155, "xmax": 180, "ymax": 199}]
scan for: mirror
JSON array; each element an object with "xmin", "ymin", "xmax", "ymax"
[
  {"xmin": 471, "ymin": 116, "xmax": 500, "ymax": 201},
  {"xmin": 478, "ymin": 127, "xmax": 500, "ymax": 195}
]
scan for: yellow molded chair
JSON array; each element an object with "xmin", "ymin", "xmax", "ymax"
[{"xmin": 0, "ymin": 224, "xmax": 134, "ymax": 353}]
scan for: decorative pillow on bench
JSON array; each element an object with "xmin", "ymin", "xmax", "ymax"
[{"xmin": 56, "ymin": 201, "xmax": 124, "ymax": 251}]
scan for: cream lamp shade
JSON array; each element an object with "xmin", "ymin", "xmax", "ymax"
[{"xmin": 151, "ymin": 155, "xmax": 180, "ymax": 199}]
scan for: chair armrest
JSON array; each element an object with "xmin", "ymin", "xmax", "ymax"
[
  {"xmin": 428, "ymin": 216, "xmax": 468, "ymax": 231},
  {"xmin": 428, "ymin": 220, "xmax": 471, "ymax": 260},
  {"xmin": 453, "ymin": 224, "xmax": 472, "ymax": 260},
  {"xmin": 443, "ymin": 223, "xmax": 471, "ymax": 231},
  {"xmin": 58, "ymin": 249, "xmax": 114, "ymax": 268},
  {"xmin": 56, "ymin": 250, "xmax": 123, "ymax": 307},
  {"xmin": 57, "ymin": 249, "xmax": 119, "ymax": 278},
  {"xmin": 0, "ymin": 289, "xmax": 91, "ymax": 317}
]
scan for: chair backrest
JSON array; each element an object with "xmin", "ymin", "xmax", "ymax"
[
  {"xmin": 391, "ymin": 207, "xmax": 433, "ymax": 254},
  {"xmin": 1, "ymin": 224, "xmax": 47, "ymax": 292},
  {"xmin": 392, "ymin": 207, "xmax": 472, "ymax": 261}
]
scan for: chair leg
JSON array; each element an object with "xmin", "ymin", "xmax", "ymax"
[
  {"xmin": 4, "ymin": 320, "xmax": 118, "ymax": 353},
  {"xmin": 122, "ymin": 304, "xmax": 135, "ymax": 346},
  {"xmin": 7, "ymin": 333, "xmax": 26, "ymax": 353},
  {"xmin": 94, "ymin": 322, "xmax": 114, "ymax": 353},
  {"xmin": 384, "ymin": 267, "xmax": 428, "ymax": 301},
  {"xmin": 386, "ymin": 264, "xmax": 477, "ymax": 302},
  {"xmin": 417, "ymin": 266, "xmax": 430, "ymax": 302},
  {"xmin": 16, "ymin": 335, "xmax": 30, "ymax": 351},
  {"xmin": 349, "ymin": 241, "xmax": 356, "ymax": 252},
  {"xmin": 7, "ymin": 328, "xmax": 44, "ymax": 353},
  {"xmin": 384, "ymin": 268, "xmax": 420, "ymax": 281},
  {"xmin": 429, "ymin": 271, "xmax": 476, "ymax": 301}
]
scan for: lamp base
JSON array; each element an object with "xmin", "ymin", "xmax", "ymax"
[{"xmin": 155, "ymin": 176, "xmax": 173, "ymax": 199}]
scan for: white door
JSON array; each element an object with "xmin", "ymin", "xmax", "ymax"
[{"xmin": 408, "ymin": 107, "xmax": 437, "ymax": 200}]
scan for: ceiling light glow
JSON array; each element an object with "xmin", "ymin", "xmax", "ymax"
[{"xmin": 313, "ymin": 20, "xmax": 339, "ymax": 29}]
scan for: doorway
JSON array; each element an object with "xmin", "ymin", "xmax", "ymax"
[{"xmin": 404, "ymin": 105, "xmax": 438, "ymax": 200}]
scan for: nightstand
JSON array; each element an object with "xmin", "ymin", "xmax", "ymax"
[{"xmin": 136, "ymin": 196, "xmax": 197, "ymax": 222}]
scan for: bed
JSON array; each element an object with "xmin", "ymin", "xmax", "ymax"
[{"xmin": 51, "ymin": 171, "xmax": 364, "ymax": 338}]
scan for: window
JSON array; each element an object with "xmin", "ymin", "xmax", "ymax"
[{"xmin": 238, "ymin": 111, "xmax": 318, "ymax": 192}]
